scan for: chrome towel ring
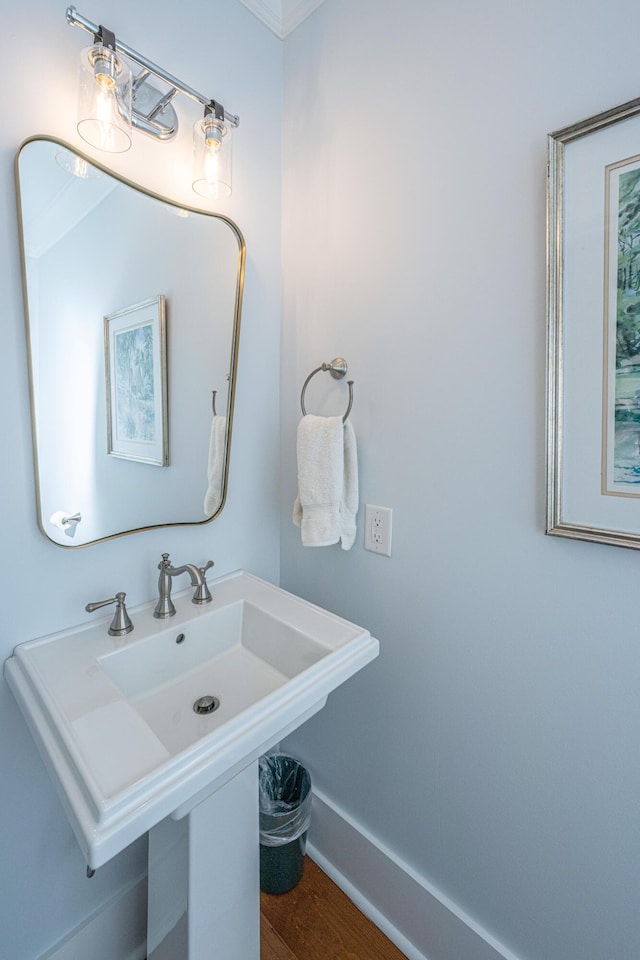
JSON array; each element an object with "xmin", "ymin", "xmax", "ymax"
[{"xmin": 300, "ymin": 357, "xmax": 354, "ymax": 422}]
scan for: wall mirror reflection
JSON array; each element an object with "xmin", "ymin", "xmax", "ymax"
[{"xmin": 16, "ymin": 137, "xmax": 244, "ymax": 548}]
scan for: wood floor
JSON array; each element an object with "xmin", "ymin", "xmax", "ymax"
[{"xmin": 260, "ymin": 856, "xmax": 408, "ymax": 960}]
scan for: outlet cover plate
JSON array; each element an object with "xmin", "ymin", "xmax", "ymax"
[{"xmin": 364, "ymin": 504, "xmax": 392, "ymax": 557}]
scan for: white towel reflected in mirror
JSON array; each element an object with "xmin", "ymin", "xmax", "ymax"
[{"xmin": 204, "ymin": 416, "xmax": 227, "ymax": 515}]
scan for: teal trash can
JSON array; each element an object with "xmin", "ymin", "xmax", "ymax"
[{"xmin": 259, "ymin": 754, "xmax": 312, "ymax": 895}]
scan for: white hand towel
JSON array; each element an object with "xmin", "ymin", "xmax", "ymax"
[
  {"xmin": 293, "ymin": 415, "xmax": 358, "ymax": 550},
  {"xmin": 204, "ymin": 415, "xmax": 226, "ymax": 515},
  {"xmin": 340, "ymin": 420, "xmax": 358, "ymax": 549}
]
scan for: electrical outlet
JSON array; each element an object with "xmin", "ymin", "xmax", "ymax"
[{"xmin": 364, "ymin": 504, "xmax": 392, "ymax": 556}]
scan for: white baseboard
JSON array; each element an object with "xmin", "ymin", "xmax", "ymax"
[
  {"xmin": 38, "ymin": 874, "xmax": 147, "ymax": 960},
  {"xmin": 307, "ymin": 789, "xmax": 521, "ymax": 960}
]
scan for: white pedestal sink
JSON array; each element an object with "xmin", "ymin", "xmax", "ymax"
[
  {"xmin": 4, "ymin": 570, "xmax": 378, "ymax": 959},
  {"xmin": 147, "ymin": 762, "xmax": 260, "ymax": 960}
]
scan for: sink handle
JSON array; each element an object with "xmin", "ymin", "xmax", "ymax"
[
  {"xmin": 86, "ymin": 591, "xmax": 134, "ymax": 637},
  {"xmin": 193, "ymin": 560, "xmax": 214, "ymax": 605}
]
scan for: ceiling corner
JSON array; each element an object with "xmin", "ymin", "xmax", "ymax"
[
  {"xmin": 280, "ymin": 0, "xmax": 327, "ymax": 37},
  {"xmin": 237, "ymin": 0, "xmax": 327, "ymax": 39},
  {"xmin": 237, "ymin": 0, "xmax": 283, "ymax": 38}
]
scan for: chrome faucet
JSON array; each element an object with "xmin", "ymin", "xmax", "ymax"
[{"xmin": 153, "ymin": 553, "xmax": 214, "ymax": 619}]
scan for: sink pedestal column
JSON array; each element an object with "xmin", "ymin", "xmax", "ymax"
[{"xmin": 147, "ymin": 760, "xmax": 260, "ymax": 960}]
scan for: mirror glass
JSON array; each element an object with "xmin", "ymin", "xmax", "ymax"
[{"xmin": 16, "ymin": 137, "xmax": 244, "ymax": 547}]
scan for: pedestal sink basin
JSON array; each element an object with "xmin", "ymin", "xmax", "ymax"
[
  {"xmin": 5, "ymin": 570, "xmax": 378, "ymax": 960},
  {"xmin": 99, "ymin": 598, "xmax": 332, "ymax": 757},
  {"xmin": 5, "ymin": 570, "xmax": 378, "ymax": 868}
]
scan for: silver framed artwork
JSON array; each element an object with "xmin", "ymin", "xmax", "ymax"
[
  {"xmin": 104, "ymin": 295, "xmax": 169, "ymax": 466},
  {"xmin": 547, "ymin": 95, "xmax": 640, "ymax": 548}
]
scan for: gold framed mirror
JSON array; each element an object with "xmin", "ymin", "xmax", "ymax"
[{"xmin": 16, "ymin": 136, "xmax": 245, "ymax": 547}]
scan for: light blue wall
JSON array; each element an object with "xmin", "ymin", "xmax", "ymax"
[
  {"xmin": 7, "ymin": 2, "xmax": 640, "ymax": 958},
  {"xmin": 0, "ymin": 2, "xmax": 281, "ymax": 957},
  {"xmin": 280, "ymin": 2, "xmax": 640, "ymax": 959}
]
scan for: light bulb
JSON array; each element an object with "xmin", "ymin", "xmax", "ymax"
[
  {"xmin": 192, "ymin": 115, "xmax": 232, "ymax": 200},
  {"xmin": 92, "ymin": 51, "xmax": 117, "ymax": 88},
  {"xmin": 204, "ymin": 118, "xmax": 223, "ymax": 151}
]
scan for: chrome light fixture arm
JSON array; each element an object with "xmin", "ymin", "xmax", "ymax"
[{"xmin": 66, "ymin": 6, "xmax": 240, "ymax": 136}]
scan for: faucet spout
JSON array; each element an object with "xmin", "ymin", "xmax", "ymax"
[
  {"xmin": 172, "ymin": 562, "xmax": 203, "ymax": 586},
  {"xmin": 153, "ymin": 553, "xmax": 214, "ymax": 618}
]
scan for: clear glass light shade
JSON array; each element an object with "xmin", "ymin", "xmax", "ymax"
[
  {"xmin": 77, "ymin": 44, "xmax": 132, "ymax": 153},
  {"xmin": 55, "ymin": 148, "xmax": 102, "ymax": 179},
  {"xmin": 192, "ymin": 116, "xmax": 232, "ymax": 200}
]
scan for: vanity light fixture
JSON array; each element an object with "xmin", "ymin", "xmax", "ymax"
[
  {"xmin": 192, "ymin": 102, "xmax": 233, "ymax": 200},
  {"xmin": 76, "ymin": 23, "xmax": 132, "ymax": 153},
  {"xmin": 66, "ymin": 6, "xmax": 239, "ymax": 196}
]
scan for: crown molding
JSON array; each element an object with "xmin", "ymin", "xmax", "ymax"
[
  {"xmin": 237, "ymin": 0, "xmax": 281, "ymax": 37},
  {"xmin": 237, "ymin": 0, "xmax": 326, "ymax": 38},
  {"xmin": 281, "ymin": 0, "xmax": 327, "ymax": 36}
]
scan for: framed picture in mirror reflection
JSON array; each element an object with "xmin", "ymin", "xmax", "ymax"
[{"xmin": 104, "ymin": 295, "xmax": 169, "ymax": 466}]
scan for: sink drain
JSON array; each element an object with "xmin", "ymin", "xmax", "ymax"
[{"xmin": 193, "ymin": 695, "xmax": 220, "ymax": 715}]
